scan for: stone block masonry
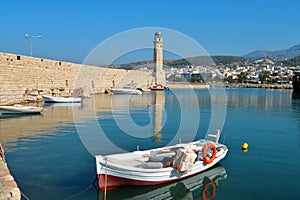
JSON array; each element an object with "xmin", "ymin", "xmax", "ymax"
[
  {"xmin": 0, "ymin": 144, "xmax": 21, "ymax": 200},
  {"xmin": 0, "ymin": 52, "xmax": 154, "ymax": 105}
]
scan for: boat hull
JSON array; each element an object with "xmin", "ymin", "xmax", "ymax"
[
  {"xmin": 97, "ymin": 174, "xmax": 170, "ymax": 190},
  {"xmin": 150, "ymin": 84, "xmax": 166, "ymax": 91},
  {"xmin": 111, "ymin": 88, "xmax": 142, "ymax": 95},
  {"xmin": 97, "ymin": 163, "xmax": 223, "ymax": 190},
  {"xmin": 0, "ymin": 105, "xmax": 43, "ymax": 114},
  {"xmin": 97, "ymin": 164, "xmax": 227, "ymax": 199},
  {"xmin": 96, "ymin": 140, "xmax": 228, "ymax": 190},
  {"xmin": 42, "ymin": 95, "xmax": 81, "ymax": 103}
]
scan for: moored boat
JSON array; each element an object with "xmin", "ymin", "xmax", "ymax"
[
  {"xmin": 150, "ymin": 84, "xmax": 165, "ymax": 91},
  {"xmin": 95, "ymin": 134, "xmax": 228, "ymax": 190},
  {"xmin": 111, "ymin": 88, "xmax": 142, "ymax": 95},
  {"xmin": 0, "ymin": 104, "xmax": 43, "ymax": 114},
  {"xmin": 137, "ymin": 88, "xmax": 151, "ymax": 93},
  {"xmin": 42, "ymin": 95, "xmax": 81, "ymax": 103}
]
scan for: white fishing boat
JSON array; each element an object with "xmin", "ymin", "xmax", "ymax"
[
  {"xmin": 137, "ymin": 88, "xmax": 151, "ymax": 93},
  {"xmin": 0, "ymin": 104, "xmax": 43, "ymax": 114},
  {"xmin": 111, "ymin": 88, "xmax": 142, "ymax": 95},
  {"xmin": 150, "ymin": 84, "xmax": 165, "ymax": 91},
  {"xmin": 42, "ymin": 95, "xmax": 81, "ymax": 103},
  {"xmin": 95, "ymin": 131, "xmax": 228, "ymax": 190}
]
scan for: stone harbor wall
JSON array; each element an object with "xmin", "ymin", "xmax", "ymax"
[
  {"xmin": 0, "ymin": 144, "xmax": 20, "ymax": 200},
  {"xmin": 0, "ymin": 52, "xmax": 154, "ymax": 105}
]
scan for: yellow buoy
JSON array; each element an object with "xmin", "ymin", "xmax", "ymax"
[{"xmin": 241, "ymin": 142, "xmax": 248, "ymax": 151}]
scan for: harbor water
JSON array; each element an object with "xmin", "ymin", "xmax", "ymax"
[{"xmin": 1, "ymin": 88, "xmax": 300, "ymax": 199}]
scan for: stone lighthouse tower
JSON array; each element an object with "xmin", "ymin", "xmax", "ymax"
[{"xmin": 153, "ymin": 32, "xmax": 166, "ymax": 86}]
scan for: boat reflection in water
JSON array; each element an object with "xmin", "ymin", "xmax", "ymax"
[
  {"xmin": 98, "ymin": 163, "xmax": 227, "ymax": 200},
  {"xmin": 43, "ymin": 102, "xmax": 82, "ymax": 107}
]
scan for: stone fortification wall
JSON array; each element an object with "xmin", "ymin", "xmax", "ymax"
[{"xmin": 0, "ymin": 52, "xmax": 154, "ymax": 105}]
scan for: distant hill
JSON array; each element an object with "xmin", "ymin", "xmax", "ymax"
[
  {"xmin": 119, "ymin": 60, "xmax": 153, "ymax": 70},
  {"xmin": 278, "ymin": 55, "xmax": 300, "ymax": 66},
  {"xmin": 243, "ymin": 44, "xmax": 300, "ymax": 60},
  {"xmin": 164, "ymin": 56, "xmax": 247, "ymax": 68},
  {"xmin": 118, "ymin": 56, "xmax": 247, "ymax": 70}
]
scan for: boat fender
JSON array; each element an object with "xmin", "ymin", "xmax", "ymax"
[
  {"xmin": 241, "ymin": 142, "xmax": 248, "ymax": 150},
  {"xmin": 202, "ymin": 143, "xmax": 216, "ymax": 164},
  {"xmin": 202, "ymin": 181, "xmax": 216, "ymax": 200}
]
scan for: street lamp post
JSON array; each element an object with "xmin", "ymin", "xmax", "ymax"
[{"xmin": 25, "ymin": 33, "xmax": 42, "ymax": 57}]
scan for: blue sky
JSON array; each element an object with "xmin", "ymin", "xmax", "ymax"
[{"xmin": 1, "ymin": 0, "xmax": 300, "ymax": 64}]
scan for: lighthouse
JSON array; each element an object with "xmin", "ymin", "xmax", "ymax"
[{"xmin": 153, "ymin": 32, "xmax": 166, "ymax": 88}]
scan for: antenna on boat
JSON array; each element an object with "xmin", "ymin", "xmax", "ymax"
[
  {"xmin": 179, "ymin": 138, "xmax": 181, "ymax": 144},
  {"xmin": 137, "ymin": 145, "xmax": 139, "ymax": 151}
]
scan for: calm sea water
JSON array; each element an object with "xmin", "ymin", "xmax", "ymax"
[{"xmin": 1, "ymin": 88, "xmax": 300, "ymax": 200}]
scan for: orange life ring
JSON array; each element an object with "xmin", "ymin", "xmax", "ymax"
[
  {"xmin": 202, "ymin": 181, "xmax": 216, "ymax": 200},
  {"xmin": 202, "ymin": 142, "xmax": 216, "ymax": 164}
]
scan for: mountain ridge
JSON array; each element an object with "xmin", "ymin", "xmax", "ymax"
[{"xmin": 243, "ymin": 44, "xmax": 300, "ymax": 60}]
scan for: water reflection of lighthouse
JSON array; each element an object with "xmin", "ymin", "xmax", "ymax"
[
  {"xmin": 152, "ymin": 31, "xmax": 166, "ymax": 141},
  {"xmin": 152, "ymin": 91, "xmax": 165, "ymax": 142}
]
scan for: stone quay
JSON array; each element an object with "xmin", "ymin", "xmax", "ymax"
[{"xmin": 0, "ymin": 144, "xmax": 21, "ymax": 200}]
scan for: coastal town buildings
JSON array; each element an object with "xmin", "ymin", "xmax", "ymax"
[{"xmin": 162, "ymin": 56, "xmax": 300, "ymax": 84}]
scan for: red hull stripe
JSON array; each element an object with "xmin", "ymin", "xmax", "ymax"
[
  {"xmin": 97, "ymin": 170, "xmax": 208, "ymax": 190},
  {"xmin": 98, "ymin": 174, "xmax": 171, "ymax": 190}
]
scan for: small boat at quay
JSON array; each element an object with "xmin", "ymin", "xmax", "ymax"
[
  {"xmin": 150, "ymin": 84, "xmax": 165, "ymax": 91},
  {"xmin": 42, "ymin": 95, "xmax": 81, "ymax": 103},
  {"xmin": 111, "ymin": 88, "xmax": 142, "ymax": 95},
  {"xmin": 0, "ymin": 104, "xmax": 43, "ymax": 114},
  {"xmin": 137, "ymin": 87, "xmax": 151, "ymax": 93},
  {"xmin": 95, "ymin": 131, "xmax": 228, "ymax": 190}
]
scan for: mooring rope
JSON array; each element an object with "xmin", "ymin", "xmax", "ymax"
[
  {"xmin": 20, "ymin": 190, "xmax": 31, "ymax": 200},
  {"xmin": 64, "ymin": 177, "xmax": 98, "ymax": 200},
  {"xmin": 104, "ymin": 157, "xmax": 108, "ymax": 200}
]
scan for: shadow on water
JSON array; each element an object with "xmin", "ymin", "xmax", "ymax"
[
  {"xmin": 292, "ymin": 92, "xmax": 300, "ymax": 148},
  {"xmin": 292, "ymin": 92, "xmax": 300, "ymax": 100},
  {"xmin": 97, "ymin": 164, "xmax": 227, "ymax": 200},
  {"xmin": 0, "ymin": 113, "xmax": 42, "ymax": 119}
]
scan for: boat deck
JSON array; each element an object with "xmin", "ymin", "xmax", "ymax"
[
  {"xmin": 105, "ymin": 152, "xmax": 150, "ymax": 168},
  {"xmin": 101, "ymin": 141, "xmax": 218, "ymax": 170}
]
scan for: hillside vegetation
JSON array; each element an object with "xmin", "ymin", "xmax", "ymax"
[
  {"xmin": 279, "ymin": 56, "xmax": 300, "ymax": 66},
  {"xmin": 165, "ymin": 56, "xmax": 248, "ymax": 68}
]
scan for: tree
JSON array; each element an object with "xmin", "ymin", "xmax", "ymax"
[
  {"xmin": 213, "ymin": 75, "xmax": 223, "ymax": 83},
  {"xmin": 237, "ymin": 72, "xmax": 248, "ymax": 83},
  {"xmin": 259, "ymin": 70, "xmax": 270, "ymax": 84},
  {"xmin": 223, "ymin": 76, "xmax": 236, "ymax": 83}
]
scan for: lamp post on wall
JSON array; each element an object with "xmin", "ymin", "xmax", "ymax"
[{"xmin": 25, "ymin": 33, "xmax": 42, "ymax": 57}]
